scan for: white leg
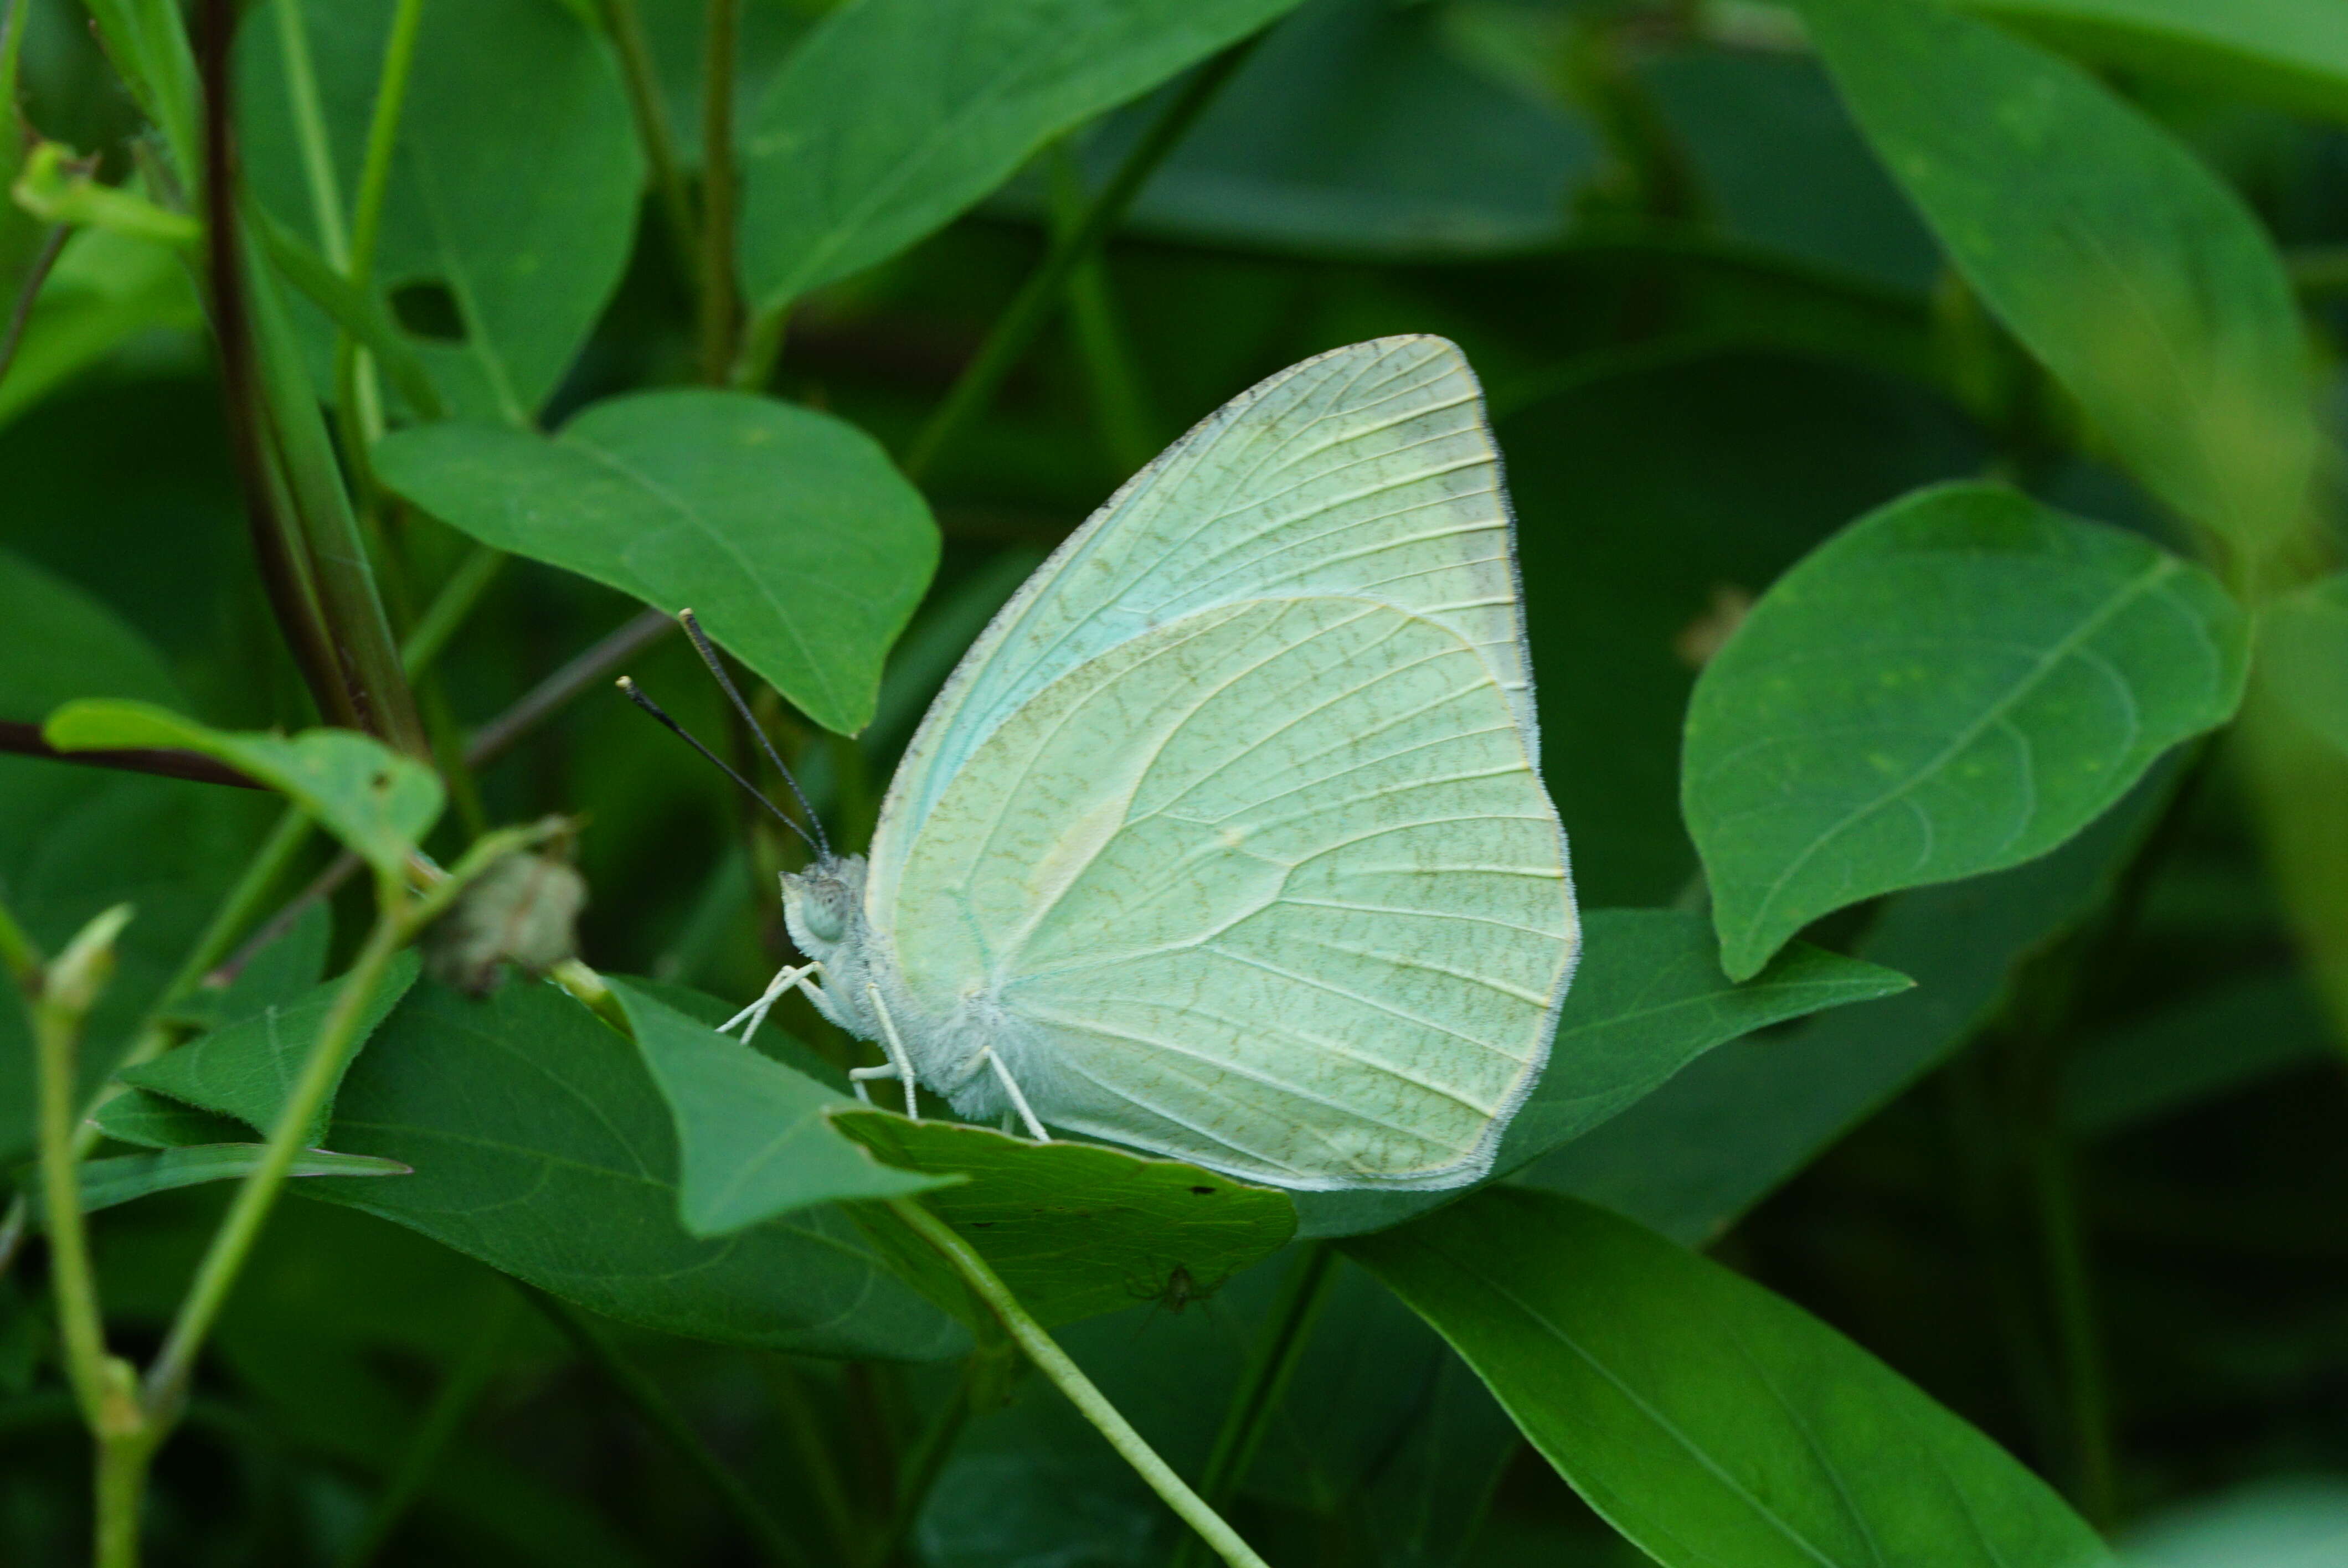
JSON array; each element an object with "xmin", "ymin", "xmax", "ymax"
[
  {"xmin": 722, "ymin": 961, "xmax": 822, "ymax": 1044},
  {"xmin": 848, "ymin": 1062, "xmax": 899, "ymax": 1106},
  {"xmin": 982, "ymin": 1048, "xmax": 1048, "ymax": 1143},
  {"xmin": 863, "ymin": 984, "xmax": 919, "ymax": 1120}
]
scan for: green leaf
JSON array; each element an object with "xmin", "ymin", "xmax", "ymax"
[
  {"xmin": 2257, "ymin": 573, "xmax": 2348, "ymax": 762},
  {"xmin": 250, "ymin": 209, "xmax": 444, "ymax": 421},
  {"xmin": 374, "ymin": 390, "xmax": 939, "ymax": 736},
  {"xmin": 740, "ymin": 0, "xmax": 1307, "ymax": 311},
  {"xmin": 831, "ymin": 1111, "xmax": 1297, "ymax": 1328},
  {"xmin": 2062, "ymin": 968, "xmax": 2334, "ymax": 1136},
  {"xmin": 1686, "ymin": 483, "xmax": 2247, "ymax": 979},
  {"xmin": 42, "ymin": 701, "xmax": 445, "ymax": 879},
  {"xmin": 0, "ymin": 551, "xmax": 276, "ymax": 1162},
  {"xmin": 1349, "ymin": 1187, "xmax": 2110, "ymax": 1568},
  {"xmin": 1064, "ymin": 0, "xmax": 1597, "ymax": 261},
  {"xmin": 0, "ymin": 225, "xmax": 202, "ymax": 432},
  {"xmin": 160, "ymin": 899, "xmax": 332, "ymax": 1034},
  {"xmin": 1794, "ymin": 0, "xmax": 2317, "ymax": 561},
  {"xmin": 22, "ymin": 1143, "xmax": 408, "ymax": 1220},
  {"xmin": 118, "ymin": 951, "xmax": 420, "ymax": 1146},
  {"xmin": 88, "ymin": 1087, "xmax": 254, "ymax": 1150},
  {"xmin": 1293, "ymin": 909, "xmax": 1911, "ymax": 1239},
  {"xmin": 613, "ymin": 976, "xmax": 948, "ymax": 1236},
  {"xmin": 1530, "ymin": 771, "xmax": 2170, "ymax": 1242},
  {"xmin": 306, "ymin": 976, "xmax": 966, "ymax": 1361},
  {"xmin": 236, "ymin": 0, "xmax": 642, "ymax": 424},
  {"xmin": 1962, "ymin": 0, "xmax": 2348, "ymax": 123}
]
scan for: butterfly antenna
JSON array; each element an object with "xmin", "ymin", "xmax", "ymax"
[
  {"xmin": 615, "ymin": 677, "xmax": 824, "ymax": 858},
  {"xmin": 675, "ymin": 610, "xmax": 833, "ymax": 860}
]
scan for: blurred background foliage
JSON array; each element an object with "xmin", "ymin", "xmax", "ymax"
[{"xmin": 1, "ymin": 0, "xmax": 2345, "ymax": 1563}]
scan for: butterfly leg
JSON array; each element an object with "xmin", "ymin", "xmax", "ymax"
[
  {"xmin": 863, "ymin": 984, "xmax": 920, "ymax": 1120},
  {"xmin": 847, "ymin": 1062, "xmax": 899, "ymax": 1106},
  {"xmin": 722, "ymin": 961, "xmax": 823, "ymax": 1044},
  {"xmin": 979, "ymin": 1048, "xmax": 1049, "ymax": 1143}
]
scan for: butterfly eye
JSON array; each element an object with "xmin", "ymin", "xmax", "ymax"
[{"xmin": 802, "ymin": 898, "xmax": 846, "ymax": 945}]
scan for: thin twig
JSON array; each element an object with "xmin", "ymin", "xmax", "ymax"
[
  {"xmin": 465, "ymin": 606, "xmax": 674, "ymax": 768},
  {"xmin": 902, "ymin": 40, "xmax": 1257, "ymax": 482},
  {"xmin": 888, "ymin": 1198, "xmax": 1271, "ymax": 1568},
  {"xmin": 0, "ymin": 721, "xmax": 265, "ymax": 789},
  {"xmin": 524, "ymin": 1285, "xmax": 812, "ymax": 1568},
  {"xmin": 697, "ymin": 0, "xmax": 740, "ymax": 384},
  {"xmin": 602, "ymin": 0, "xmax": 699, "ymax": 286},
  {"xmin": 0, "ymin": 223, "xmax": 68, "ymax": 394}
]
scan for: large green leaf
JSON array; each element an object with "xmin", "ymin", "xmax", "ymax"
[
  {"xmin": 1351, "ymin": 1188, "xmax": 2110, "ymax": 1568},
  {"xmin": 304, "ymin": 976, "xmax": 965, "ymax": 1361},
  {"xmin": 1964, "ymin": 0, "xmax": 2348, "ymax": 123},
  {"xmin": 2257, "ymin": 572, "xmax": 2348, "ymax": 762},
  {"xmin": 1687, "ymin": 483, "xmax": 2247, "ymax": 979},
  {"xmin": 1530, "ymin": 770, "xmax": 2169, "ymax": 1242},
  {"xmin": 1795, "ymin": 0, "xmax": 2317, "ymax": 562},
  {"xmin": 614, "ymin": 976, "xmax": 947, "ymax": 1236},
  {"xmin": 374, "ymin": 390, "xmax": 939, "ymax": 736},
  {"xmin": 1293, "ymin": 909, "xmax": 1910, "ymax": 1239},
  {"xmin": 118, "ymin": 951, "xmax": 420, "ymax": 1146},
  {"xmin": 43, "ymin": 700, "xmax": 445, "ymax": 879},
  {"xmin": 739, "ymin": 0, "xmax": 1306, "ymax": 311},
  {"xmin": 833, "ymin": 1111, "xmax": 1296, "ymax": 1328},
  {"xmin": 236, "ymin": 0, "xmax": 641, "ymax": 424}
]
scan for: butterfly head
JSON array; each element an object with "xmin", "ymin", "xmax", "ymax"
[{"xmin": 781, "ymin": 854, "xmax": 867, "ymax": 961}]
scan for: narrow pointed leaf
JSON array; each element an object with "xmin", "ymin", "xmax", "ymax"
[{"xmin": 23, "ymin": 1143, "xmax": 408, "ymax": 1221}]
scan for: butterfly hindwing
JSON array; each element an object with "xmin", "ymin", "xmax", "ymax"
[{"xmin": 887, "ymin": 595, "xmax": 1573, "ymax": 1189}]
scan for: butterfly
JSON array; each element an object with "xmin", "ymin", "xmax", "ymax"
[{"xmin": 723, "ymin": 336, "xmax": 1578, "ymax": 1192}]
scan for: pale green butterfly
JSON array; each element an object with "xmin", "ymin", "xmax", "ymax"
[{"xmin": 727, "ymin": 336, "xmax": 1578, "ymax": 1192}]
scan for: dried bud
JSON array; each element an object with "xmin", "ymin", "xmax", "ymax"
[{"xmin": 425, "ymin": 853, "xmax": 587, "ymax": 996}]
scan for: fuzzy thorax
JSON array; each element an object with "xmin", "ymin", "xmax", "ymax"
[{"xmin": 777, "ymin": 854, "xmax": 1016, "ymax": 1120}]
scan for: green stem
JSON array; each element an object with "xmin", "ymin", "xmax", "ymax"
[
  {"xmin": 270, "ymin": 0, "xmax": 350, "ymax": 266},
  {"xmin": 761, "ymin": 1358, "xmax": 863, "ymax": 1562},
  {"xmin": 2032, "ymin": 1123, "xmax": 2117, "ymax": 1529},
  {"xmin": 900, "ymin": 40, "xmax": 1255, "ymax": 482},
  {"xmin": 31, "ymin": 909, "xmax": 136, "ymax": 1431},
  {"xmin": 1171, "ymin": 1242, "xmax": 1335, "ymax": 1568},
  {"xmin": 0, "ymin": 806, "xmax": 315, "ymax": 1281},
  {"xmin": 888, "ymin": 1198, "xmax": 1271, "ymax": 1568},
  {"xmin": 336, "ymin": 1292, "xmax": 515, "ymax": 1568},
  {"xmin": 601, "ymin": 0, "xmax": 699, "ymax": 286},
  {"xmin": 399, "ymin": 544, "xmax": 506, "ymax": 676},
  {"xmin": 1047, "ymin": 142, "xmax": 1156, "ymax": 476},
  {"xmin": 697, "ymin": 0, "xmax": 741, "ymax": 384},
  {"xmin": 95, "ymin": 1433, "xmax": 152, "ymax": 1568},
  {"xmin": 141, "ymin": 891, "xmax": 410, "ymax": 1425},
  {"xmin": 525, "ymin": 1286, "xmax": 811, "ymax": 1568},
  {"xmin": 332, "ymin": 0, "xmax": 424, "ymax": 457},
  {"xmin": 0, "ymin": 224, "xmax": 70, "ymax": 396},
  {"xmin": 864, "ymin": 1361, "xmax": 975, "ymax": 1568}
]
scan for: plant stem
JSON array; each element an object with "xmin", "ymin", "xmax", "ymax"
[
  {"xmin": 332, "ymin": 0, "xmax": 425, "ymax": 456},
  {"xmin": 888, "ymin": 1198, "xmax": 1271, "ymax": 1568},
  {"xmin": 337, "ymin": 1291, "xmax": 515, "ymax": 1568},
  {"xmin": 900, "ymin": 40, "xmax": 1255, "ymax": 482},
  {"xmin": 697, "ymin": 0, "xmax": 740, "ymax": 384},
  {"xmin": 1171, "ymin": 1242, "xmax": 1336, "ymax": 1568},
  {"xmin": 1047, "ymin": 142, "xmax": 1156, "ymax": 476},
  {"xmin": 0, "ymin": 223, "xmax": 68, "ymax": 395},
  {"xmin": 270, "ymin": 0, "xmax": 349, "ymax": 266},
  {"xmin": 95, "ymin": 1433, "xmax": 152, "ymax": 1568},
  {"xmin": 398, "ymin": 544, "xmax": 506, "ymax": 675},
  {"xmin": 142, "ymin": 891, "xmax": 410, "ymax": 1424},
  {"xmin": 601, "ymin": 0, "xmax": 699, "ymax": 286},
  {"xmin": 524, "ymin": 1285, "xmax": 811, "ymax": 1568},
  {"xmin": 2032, "ymin": 1123, "xmax": 2117, "ymax": 1529},
  {"xmin": 864, "ymin": 1361, "xmax": 975, "ymax": 1568},
  {"xmin": 462, "ymin": 606, "xmax": 674, "ymax": 768},
  {"xmin": 30, "ymin": 907, "xmax": 136, "ymax": 1431}
]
